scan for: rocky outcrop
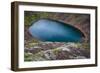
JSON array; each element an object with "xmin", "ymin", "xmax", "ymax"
[{"xmin": 24, "ymin": 42, "xmax": 90, "ymax": 61}]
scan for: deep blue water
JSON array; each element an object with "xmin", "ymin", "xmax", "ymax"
[{"xmin": 29, "ymin": 19, "xmax": 85, "ymax": 42}]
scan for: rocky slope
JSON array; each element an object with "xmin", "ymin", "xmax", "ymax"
[{"xmin": 24, "ymin": 41, "xmax": 90, "ymax": 61}]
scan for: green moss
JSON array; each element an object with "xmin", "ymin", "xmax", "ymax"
[
  {"xmin": 25, "ymin": 39, "xmax": 40, "ymax": 48},
  {"xmin": 52, "ymin": 48, "xmax": 61, "ymax": 55},
  {"xmin": 24, "ymin": 12, "xmax": 51, "ymax": 26},
  {"xmin": 75, "ymin": 42, "xmax": 90, "ymax": 49},
  {"xmin": 24, "ymin": 53, "xmax": 33, "ymax": 61},
  {"xmin": 81, "ymin": 42, "xmax": 90, "ymax": 49},
  {"xmin": 32, "ymin": 51, "xmax": 45, "ymax": 61}
]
